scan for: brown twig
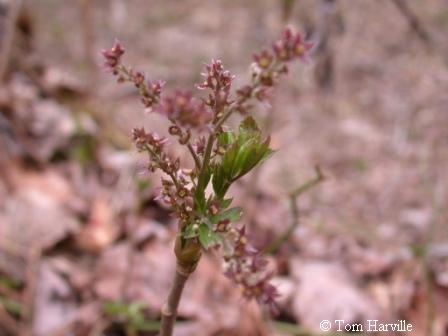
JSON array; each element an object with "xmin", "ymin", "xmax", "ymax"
[
  {"xmin": 264, "ymin": 166, "xmax": 325, "ymax": 254},
  {"xmin": 18, "ymin": 247, "xmax": 41, "ymax": 336},
  {"xmin": 281, "ymin": 0, "xmax": 297, "ymax": 23},
  {"xmin": 391, "ymin": 0, "xmax": 433, "ymax": 50},
  {"xmin": 0, "ymin": 0, "xmax": 23, "ymax": 83},
  {"xmin": 79, "ymin": 0, "xmax": 97, "ymax": 90},
  {"xmin": 159, "ymin": 266, "xmax": 190, "ymax": 336}
]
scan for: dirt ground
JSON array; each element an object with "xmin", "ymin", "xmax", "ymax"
[{"xmin": 0, "ymin": 0, "xmax": 447, "ymax": 335}]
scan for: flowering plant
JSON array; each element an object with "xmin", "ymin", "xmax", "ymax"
[{"xmin": 102, "ymin": 27, "xmax": 312, "ymax": 336}]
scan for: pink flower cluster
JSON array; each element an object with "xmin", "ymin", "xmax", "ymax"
[
  {"xmin": 101, "ymin": 39, "xmax": 125, "ymax": 73},
  {"xmin": 272, "ymin": 27, "xmax": 313, "ymax": 61},
  {"xmin": 221, "ymin": 227, "xmax": 279, "ymax": 314},
  {"xmin": 239, "ymin": 27, "xmax": 314, "ymax": 105},
  {"xmin": 197, "ymin": 59, "xmax": 235, "ymax": 120},
  {"xmin": 157, "ymin": 91, "xmax": 212, "ymax": 129},
  {"xmin": 102, "ymin": 27, "xmax": 313, "ymax": 315}
]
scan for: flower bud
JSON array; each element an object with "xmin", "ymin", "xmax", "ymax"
[{"xmin": 169, "ymin": 125, "xmax": 181, "ymax": 136}]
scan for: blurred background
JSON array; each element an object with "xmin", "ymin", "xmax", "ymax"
[{"xmin": 0, "ymin": 0, "xmax": 447, "ymax": 335}]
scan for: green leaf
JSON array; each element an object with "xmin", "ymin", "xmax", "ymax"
[
  {"xmin": 218, "ymin": 131, "xmax": 235, "ymax": 147},
  {"xmin": 222, "ymin": 142, "xmax": 239, "ymax": 175},
  {"xmin": 103, "ymin": 300, "xmax": 160, "ymax": 332},
  {"xmin": 220, "ymin": 198, "xmax": 233, "ymax": 209},
  {"xmin": 239, "ymin": 116, "xmax": 260, "ymax": 134},
  {"xmin": 198, "ymin": 224, "xmax": 221, "ymax": 249},
  {"xmin": 211, "ymin": 117, "xmax": 273, "ymax": 199},
  {"xmin": 211, "ymin": 206, "xmax": 242, "ymax": 223},
  {"xmin": 259, "ymin": 138, "xmax": 274, "ymax": 164},
  {"xmin": 131, "ymin": 320, "xmax": 161, "ymax": 332},
  {"xmin": 103, "ymin": 300, "xmax": 132, "ymax": 315},
  {"xmin": 182, "ymin": 224, "xmax": 199, "ymax": 239},
  {"xmin": 235, "ymin": 136, "xmax": 273, "ymax": 180},
  {"xmin": 212, "ymin": 164, "xmax": 226, "ymax": 199},
  {"xmin": 194, "ymin": 166, "xmax": 211, "ymax": 212},
  {"xmin": 232, "ymin": 139, "xmax": 257, "ymax": 177}
]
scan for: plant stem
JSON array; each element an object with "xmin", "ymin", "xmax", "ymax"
[
  {"xmin": 264, "ymin": 166, "xmax": 324, "ymax": 254},
  {"xmin": 159, "ymin": 266, "xmax": 190, "ymax": 336},
  {"xmin": 391, "ymin": 0, "xmax": 432, "ymax": 50},
  {"xmin": 187, "ymin": 143, "xmax": 201, "ymax": 170},
  {"xmin": 144, "ymin": 145, "xmax": 182, "ymax": 191}
]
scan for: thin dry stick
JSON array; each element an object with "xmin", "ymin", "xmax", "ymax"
[
  {"xmin": 314, "ymin": 0, "xmax": 343, "ymax": 91},
  {"xmin": 18, "ymin": 247, "xmax": 41, "ymax": 336},
  {"xmin": 159, "ymin": 267, "xmax": 190, "ymax": 336},
  {"xmin": 0, "ymin": 0, "xmax": 23, "ymax": 83},
  {"xmin": 264, "ymin": 166, "xmax": 325, "ymax": 254},
  {"xmin": 281, "ymin": 0, "xmax": 296, "ymax": 23},
  {"xmin": 391, "ymin": 0, "xmax": 433, "ymax": 50},
  {"xmin": 79, "ymin": 0, "xmax": 97, "ymax": 90}
]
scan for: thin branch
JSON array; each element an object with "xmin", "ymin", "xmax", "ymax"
[
  {"xmin": 290, "ymin": 166, "xmax": 325, "ymax": 199},
  {"xmin": 264, "ymin": 166, "xmax": 325, "ymax": 254},
  {"xmin": 143, "ymin": 144, "xmax": 182, "ymax": 191},
  {"xmin": 18, "ymin": 247, "xmax": 41, "ymax": 336},
  {"xmin": 281, "ymin": 0, "xmax": 297, "ymax": 23},
  {"xmin": 391, "ymin": 0, "xmax": 433, "ymax": 50},
  {"xmin": 0, "ymin": 0, "xmax": 23, "ymax": 83},
  {"xmin": 159, "ymin": 266, "xmax": 190, "ymax": 336},
  {"xmin": 79, "ymin": 0, "xmax": 97, "ymax": 91},
  {"xmin": 187, "ymin": 143, "xmax": 201, "ymax": 170}
]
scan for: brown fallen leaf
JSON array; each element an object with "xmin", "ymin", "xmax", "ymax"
[
  {"xmin": 32, "ymin": 260, "xmax": 78, "ymax": 336},
  {"xmin": 290, "ymin": 259, "xmax": 381, "ymax": 332},
  {"xmin": 0, "ymin": 174, "xmax": 79, "ymax": 280},
  {"xmin": 76, "ymin": 198, "xmax": 119, "ymax": 253}
]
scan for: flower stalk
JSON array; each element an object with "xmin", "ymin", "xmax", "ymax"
[{"xmin": 102, "ymin": 27, "xmax": 313, "ymax": 336}]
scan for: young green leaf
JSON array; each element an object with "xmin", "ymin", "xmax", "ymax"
[
  {"xmin": 212, "ymin": 164, "xmax": 228, "ymax": 199},
  {"xmin": 212, "ymin": 117, "xmax": 273, "ymax": 198},
  {"xmin": 239, "ymin": 116, "xmax": 260, "ymax": 135},
  {"xmin": 198, "ymin": 224, "xmax": 221, "ymax": 249},
  {"xmin": 194, "ymin": 166, "xmax": 211, "ymax": 212},
  {"xmin": 211, "ymin": 206, "xmax": 243, "ymax": 224},
  {"xmin": 182, "ymin": 224, "xmax": 199, "ymax": 239},
  {"xmin": 220, "ymin": 198, "xmax": 233, "ymax": 209},
  {"xmin": 218, "ymin": 131, "xmax": 235, "ymax": 147}
]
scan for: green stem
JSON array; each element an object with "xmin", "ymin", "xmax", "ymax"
[
  {"xmin": 187, "ymin": 143, "xmax": 201, "ymax": 170},
  {"xmin": 264, "ymin": 166, "xmax": 324, "ymax": 254}
]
